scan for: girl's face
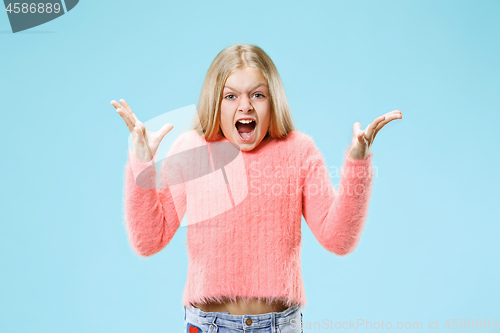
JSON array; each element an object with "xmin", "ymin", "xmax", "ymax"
[{"xmin": 220, "ymin": 67, "xmax": 271, "ymax": 151}]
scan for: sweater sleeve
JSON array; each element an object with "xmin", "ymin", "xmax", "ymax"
[
  {"xmin": 301, "ymin": 136, "xmax": 374, "ymax": 256},
  {"xmin": 123, "ymin": 136, "xmax": 187, "ymax": 257}
]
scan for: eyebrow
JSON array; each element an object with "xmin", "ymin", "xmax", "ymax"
[{"xmin": 223, "ymin": 83, "xmax": 268, "ymax": 92}]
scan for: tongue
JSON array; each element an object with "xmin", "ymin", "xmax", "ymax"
[{"xmin": 236, "ymin": 122, "xmax": 255, "ymax": 133}]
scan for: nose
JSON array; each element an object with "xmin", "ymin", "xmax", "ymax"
[{"xmin": 237, "ymin": 95, "xmax": 253, "ymax": 112}]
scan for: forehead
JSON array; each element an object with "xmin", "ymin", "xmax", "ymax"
[{"xmin": 224, "ymin": 67, "xmax": 268, "ymax": 90}]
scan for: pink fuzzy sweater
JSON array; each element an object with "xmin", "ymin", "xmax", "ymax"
[{"xmin": 123, "ymin": 129, "xmax": 374, "ymax": 309}]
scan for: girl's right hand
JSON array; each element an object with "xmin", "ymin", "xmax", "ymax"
[{"xmin": 111, "ymin": 99, "xmax": 174, "ymax": 163}]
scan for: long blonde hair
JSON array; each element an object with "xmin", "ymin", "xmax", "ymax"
[{"xmin": 191, "ymin": 44, "xmax": 296, "ymax": 141}]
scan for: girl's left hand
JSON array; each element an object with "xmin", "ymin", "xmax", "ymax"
[{"xmin": 348, "ymin": 110, "xmax": 403, "ymax": 160}]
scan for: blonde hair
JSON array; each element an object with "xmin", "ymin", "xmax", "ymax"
[{"xmin": 191, "ymin": 44, "xmax": 296, "ymax": 141}]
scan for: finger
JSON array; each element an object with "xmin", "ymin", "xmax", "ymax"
[
  {"xmin": 116, "ymin": 107, "xmax": 136, "ymax": 132},
  {"xmin": 110, "ymin": 100, "xmax": 122, "ymax": 109},
  {"xmin": 357, "ymin": 130, "xmax": 368, "ymax": 145},
  {"xmin": 373, "ymin": 112, "xmax": 403, "ymax": 140},
  {"xmin": 374, "ymin": 113, "xmax": 398, "ymax": 131},
  {"xmin": 111, "ymin": 100, "xmax": 133, "ymax": 125},
  {"xmin": 112, "ymin": 100, "xmax": 135, "ymax": 130},
  {"xmin": 365, "ymin": 115, "xmax": 385, "ymax": 141},
  {"xmin": 120, "ymin": 99, "xmax": 140, "ymax": 124},
  {"xmin": 159, "ymin": 123, "xmax": 174, "ymax": 140},
  {"xmin": 149, "ymin": 123, "xmax": 174, "ymax": 149},
  {"xmin": 117, "ymin": 99, "xmax": 144, "ymax": 133},
  {"xmin": 133, "ymin": 124, "xmax": 154, "ymax": 158},
  {"xmin": 114, "ymin": 102, "xmax": 137, "ymax": 131},
  {"xmin": 352, "ymin": 122, "xmax": 367, "ymax": 145},
  {"xmin": 131, "ymin": 127, "xmax": 151, "ymax": 159},
  {"xmin": 131, "ymin": 123, "xmax": 147, "ymax": 147},
  {"xmin": 120, "ymin": 99, "xmax": 139, "ymax": 125},
  {"xmin": 352, "ymin": 122, "xmax": 361, "ymax": 134},
  {"xmin": 383, "ymin": 109, "xmax": 402, "ymax": 116},
  {"xmin": 352, "ymin": 122, "xmax": 363, "ymax": 141}
]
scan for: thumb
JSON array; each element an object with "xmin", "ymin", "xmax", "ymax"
[
  {"xmin": 353, "ymin": 122, "xmax": 361, "ymax": 135},
  {"xmin": 158, "ymin": 123, "xmax": 174, "ymax": 141}
]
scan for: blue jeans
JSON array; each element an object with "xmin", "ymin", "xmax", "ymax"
[{"xmin": 184, "ymin": 304, "xmax": 303, "ymax": 333}]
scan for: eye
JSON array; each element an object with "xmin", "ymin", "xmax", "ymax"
[
  {"xmin": 225, "ymin": 94, "xmax": 236, "ymax": 100},
  {"xmin": 253, "ymin": 93, "xmax": 265, "ymax": 98}
]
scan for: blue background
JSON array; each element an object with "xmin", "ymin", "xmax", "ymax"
[{"xmin": 1, "ymin": 0, "xmax": 499, "ymax": 332}]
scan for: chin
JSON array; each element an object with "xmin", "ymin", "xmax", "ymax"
[
  {"xmin": 233, "ymin": 129, "xmax": 265, "ymax": 151},
  {"xmin": 238, "ymin": 143, "xmax": 257, "ymax": 152}
]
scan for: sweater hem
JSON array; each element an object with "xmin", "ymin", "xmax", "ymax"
[{"xmin": 183, "ymin": 295, "xmax": 305, "ymax": 310}]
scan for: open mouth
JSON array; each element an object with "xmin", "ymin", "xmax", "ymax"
[{"xmin": 235, "ymin": 119, "xmax": 257, "ymax": 142}]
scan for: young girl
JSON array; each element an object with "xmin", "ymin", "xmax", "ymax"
[{"xmin": 112, "ymin": 44, "xmax": 402, "ymax": 333}]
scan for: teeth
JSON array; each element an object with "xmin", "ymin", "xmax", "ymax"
[{"xmin": 237, "ymin": 119, "xmax": 255, "ymax": 124}]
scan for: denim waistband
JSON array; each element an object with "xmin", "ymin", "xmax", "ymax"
[{"xmin": 185, "ymin": 304, "xmax": 302, "ymax": 330}]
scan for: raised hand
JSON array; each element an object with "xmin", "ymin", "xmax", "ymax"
[
  {"xmin": 349, "ymin": 110, "xmax": 403, "ymax": 160},
  {"xmin": 111, "ymin": 99, "xmax": 174, "ymax": 163}
]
